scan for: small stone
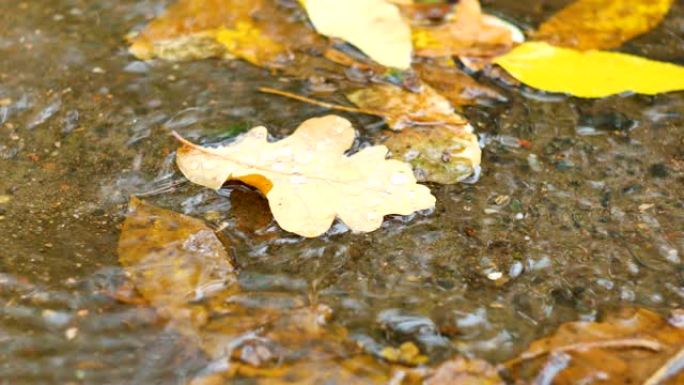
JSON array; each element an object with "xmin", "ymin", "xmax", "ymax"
[
  {"xmin": 65, "ymin": 327, "xmax": 78, "ymax": 340},
  {"xmin": 0, "ymin": 195, "xmax": 11, "ymax": 204},
  {"xmin": 92, "ymin": 67, "xmax": 105, "ymax": 74}
]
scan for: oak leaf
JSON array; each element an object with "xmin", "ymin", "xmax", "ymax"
[
  {"xmin": 494, "ymin": 42, "xmax": 684, "ymax": 98},
  {"xmin": 300, "ymin": 0, "xmax": 412, "ymax": 69},
  {"xmin": 534, "ymin": 0, "xmax": 674, "ymax": 50},
  {"xmin": 174, "ymin": 115, "xmax": 436, "ymax": 237}
]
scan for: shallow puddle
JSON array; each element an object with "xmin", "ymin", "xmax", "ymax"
[{"xmin": 0, "ymin": 0, "xmax": 683, "ymax": 384}]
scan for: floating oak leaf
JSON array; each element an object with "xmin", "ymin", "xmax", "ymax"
[
  {"xmin": 383, "ymin": 125, "xmax": 481, "ymax": 184},
  {"xmin": 534, "ymin": 0, "xmax": 674, "ymax": 50},
  {"xmin": 300, "ymin": 0, "xmax": 412, "ymax": 69},
  {"xmin": 506, "ymin": 308, "xmax": 684, "ymax": 385},
  {"xmin": 493, "ymin": 42, "xmax": 684, "ymax": 98},
  {"xmin": 346, "ymin": 83, "xmax": 467, "ymax": 130},
  {"xmin": 174, "ymin": 115, "xmax": 435, "ymax": 237},
  {"xmin": 412, "ymin": 0, "xmax": 519, "ymax": 60}
]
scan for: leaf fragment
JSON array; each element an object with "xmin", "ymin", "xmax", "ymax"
[
  {"xmin": 383, "ymin": 125, "xmax": 481, "ymax": 184},
  {"xmin": 493, "ymin": 42, "xmax": 684, "ymax": 98},
  {"xmin": 300, "ymin": 0, "xmax": 413, "ymax": 69},
  {"xmin": 174, "ymin": 115, "xmax": 436, "ymax": 237},
  {"xmin": 534, "ymin": 0, "xmax": 675, "ymax": 50}
]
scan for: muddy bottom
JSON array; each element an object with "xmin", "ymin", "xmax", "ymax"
[{"xmin": 0, "ymin": 0, "xmax": 683, "ymax": 384}]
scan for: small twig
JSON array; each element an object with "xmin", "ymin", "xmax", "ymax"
[
  {"xmin": 258, "ymin": 87, "xmax": 468, "ymax": 127},
  {"xmin": 643, "ymin": 346, "xmax": 684, "ymax": 385},
  {"xmin": 258, "ymin": 87, "xmax": 386, "ymax": 117},
  {"xmin": 504, "ymin": 338, "xmax": 664, "ymax": 368}
]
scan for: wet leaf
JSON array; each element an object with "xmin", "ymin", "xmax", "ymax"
[
  {"xmin": 493, "ymin": 42, "xmax": 684, "ymax": 98},
  {"xmin": 412, "ymin": 0, "xmax": 518, "ymax": 59},
  {"xmin": 346, "ymin": 83, "xmax": 467, "ymax": 130},
  {"xmin": 383, "ymin": 125, "xmax": 481, "ymax": 184},
  {"xmin": 414, "ymin": 61, "xmax": 506, "ymax": 106},
  {"xmin": 174, "ymin": 115, "xmax": 435, "ymax": 237},
  {"xmin": 506, "ymin": 307, "xmax": 684, "ymax": 385},
  {"xmin": 128, "ymin": 0, "xmax": 324, "ymax": 68},
  {"xmin": 300, "ymin": 0, "xmax": 412, "ymax": 69},
  {"xmin": 534, "ymin": 0, "xmax": 675, "ymax": 50},
  {"xmin": 117, "ymin": 197, "xmax": 237, "ymax": 319},
  {"xmin": 425, "ymin": 356, "xmax": 504, "ymax": 385}
]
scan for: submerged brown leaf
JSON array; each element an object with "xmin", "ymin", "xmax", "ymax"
[
  {"xmin": 425, "ymin": 357, "xmax": 504, "ymax": 385},
  {"xmin": 412, "ymin": 0, "xmax": 516, "ymax": 60},
  {"xmin": 118, "ymin": 198, "xmax": 422, "ymax": 385},
  {"xmin": 506, "ymin": 307, "xmax": 684, "ymax": 385},
  {"xmin": 533, "ymin": 0, "xmax": 675, "ymax": 50},
  {"xmin": 414, "ymin": 61, "xmax": 506, "ymax": 107},
  {"xmin": 346, "ymin": 83, "xmax": 467, "ymax": 130}
]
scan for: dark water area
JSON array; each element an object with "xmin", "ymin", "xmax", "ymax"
[{"xmin": 0, "ymin": 0, "xmax": 683, "ymax": 384}]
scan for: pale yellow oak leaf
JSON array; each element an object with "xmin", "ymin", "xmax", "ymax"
[
  {"xmin": 174, "ymin": 115, "xmax": 435, "ymax": 237},
  {"xmin": 300, "ymin": 0, "xmax": 412, "ymax": 69},
  {"xmin": 494, "ymin": 42, "xmax": 684, "ymax": 98}
]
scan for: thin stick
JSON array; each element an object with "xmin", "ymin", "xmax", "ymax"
[
  {"xmin": 258, "ymin": 87, "xmax": 386, "ymax": 117},
  {"xmin": 259, "ymin": 87, "xmax": 468, "ymax": 127},
  {"xmin": 504, "ymin": 338, "xmax": 664, "ymax": 368},
  {"xmin": 643, "ymin": 346, "xmax": 684, "ymax": 385}
]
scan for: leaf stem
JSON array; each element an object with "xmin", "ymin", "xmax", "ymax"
[{"xmin": 258, "ymin": 87, "xmax": 387, "ymax": 117}]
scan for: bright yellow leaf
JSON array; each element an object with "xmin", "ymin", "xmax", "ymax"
[
  {"xmin": 493, "ymin": 42, "xmax": 684, "ymax": 98},
  {"xmin": 534, "ymin": 0, "xmax": 674, "ymax": 50},
  {"xmin": 300, "ymin": 0, "xmax": 412, "ymax": 69},
  {"xmin": 174, "ymin": 115, "xmax": 435, "ymax": 237}
]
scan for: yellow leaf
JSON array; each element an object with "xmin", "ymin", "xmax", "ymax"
[
  {"xmin": 214, "ymin": 21, "xmax": 287, "ymax": 66},
  {"xmin": 174, "ymin": 115, "xmax": 435, "ymax": 237},
  {"xmin": 534, "ymin": 0, "xmax": 674, "ymax": 50},
  {"xmin": 493, "ymin": 42, "xmax": 684, "ymax": 98},
  {"xmin": 127, "ymin": 0, "xmax": 323, "ymax": 68},
  {"xmin": 300, "ymin": 0, "xmax": 412, "ymax": 69},
  {"xmin": 346, "ymin": 83, "xmax": 467, "ymax": 130}
]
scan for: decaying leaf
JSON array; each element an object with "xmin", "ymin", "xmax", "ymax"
[
  {"xmin": 506, "ymin": 307, "xmax": 684, "ymax": 385},
  {"xmin": 425, "ymin": 357, "xmax": 504, "ymax": 385},
  {"xmin": 174, "ymin": 115, "xmax": 435, "ymax": 237},
  {"xmin": 128, "ymin": 0, "xmax": 323, "ymax": 67},
  {"xmin": 534, "ymin": 0, "xmax": 675, "ymax": 50},
  {"xmin": 118, "ymin": 199, "xmax": 423, "ymax": 385},
  {"xmin": 300, "ymin": 0, "xmax": 412, "ymax": 69},
  {"xmin": 412, "ymin": 0, "xmax": 518, "ymax": 60},
  {"xmin": 346, "ymin": 84, "xmax": 467, "ymax": 130},
  {"xmin": 493, "ymin": 42, "xmax": 684, "ymax": 98},
  {"xmin": 383, "ymin": 125, "xmax": 481, "ymax": 184},
  {"xmin": 414, "ymin": 61, "xmax": 506, "ymax": 106}
]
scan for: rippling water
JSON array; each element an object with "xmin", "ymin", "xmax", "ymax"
[{"xmin": 0, "ymin": 0, "xmax": 683, "ymax": 384}]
